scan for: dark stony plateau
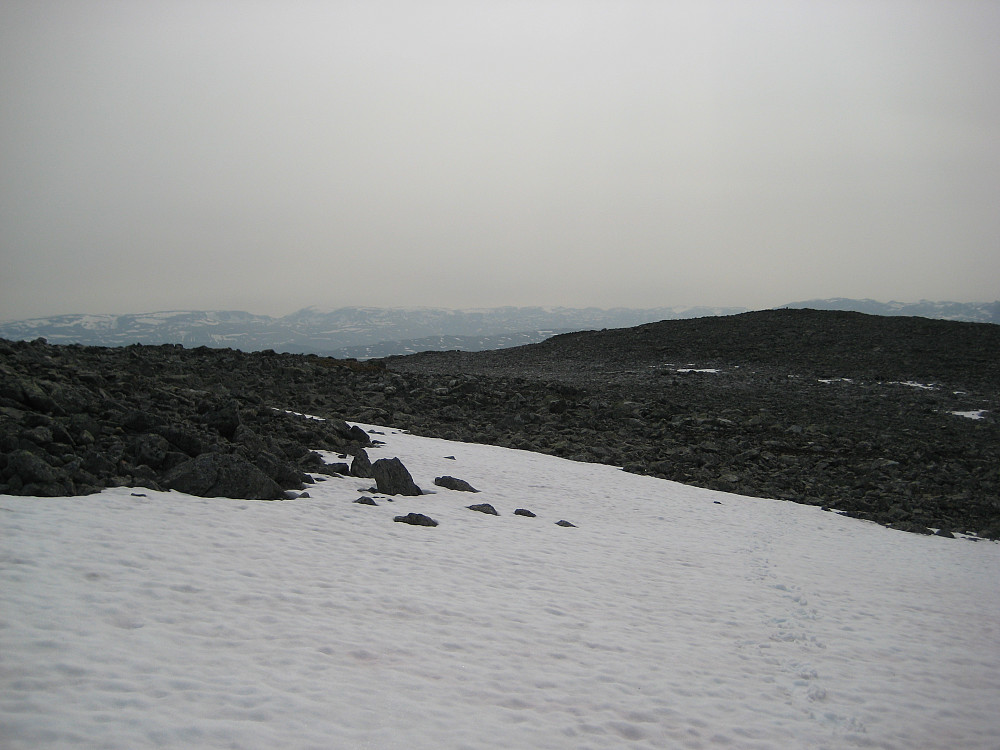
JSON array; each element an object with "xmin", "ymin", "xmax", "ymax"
[{"xmin": 1, "ymin": 308, "xmax": 998, "ymax": 538}]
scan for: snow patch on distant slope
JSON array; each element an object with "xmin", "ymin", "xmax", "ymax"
[{"xmin": 950, "ymin": 409, "xmax": 988, "ymax": 420}]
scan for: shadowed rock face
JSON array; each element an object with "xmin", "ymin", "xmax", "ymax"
[
  {"xmin": 1, "ymin": 308, "xmax": 998, "ymax": 536},
  {"xmin": 163, "ymin": 453, "xmax": 284, "ymax": 500}
]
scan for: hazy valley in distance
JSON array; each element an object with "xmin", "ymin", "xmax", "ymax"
[{"xmin": 0, "ymin": 298, "xmax": 997, "ymax": 359}]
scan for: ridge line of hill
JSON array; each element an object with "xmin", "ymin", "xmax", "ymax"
[{"xmin": 0, "ymin": 299, "xmax": 996, "ymax": 358}]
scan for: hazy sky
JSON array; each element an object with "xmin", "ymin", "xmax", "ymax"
[{"xmin": 2, "ymin": 0, "xmax": 998, "ymax": 320}]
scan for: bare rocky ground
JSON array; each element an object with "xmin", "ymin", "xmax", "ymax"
[{"xmin": 2, "ymin": 308, "xmax": 998, "ymax": 537}]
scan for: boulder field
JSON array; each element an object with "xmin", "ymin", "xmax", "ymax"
[{"xmin": 1, "ymin": 308, "xmax": 998, "ymax": 537}]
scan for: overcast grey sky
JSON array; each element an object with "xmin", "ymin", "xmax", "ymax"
[{"xmin": 2, "ymin": 0, "xmax": 998, "ymax": 320}]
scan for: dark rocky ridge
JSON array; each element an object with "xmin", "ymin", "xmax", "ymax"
[
  {"xmin": 387, "ymin": 309, "xmax": 1000, "ymax": 538},
  {"xmin": 2, "ymin": 308, "xmax": 998, "ymax": 537},
  {"xmin": 394, "ymin": 308, "xmax": 1000, "ymax": 389}
]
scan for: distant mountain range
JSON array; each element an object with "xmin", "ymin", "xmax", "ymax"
[
  {"xmin": 0, "ymin": 305, "xmax": 743, "ymax": 357},
  {"xmin": 0, "ymin": 299, "xmax": 995, "ymax": 357}
]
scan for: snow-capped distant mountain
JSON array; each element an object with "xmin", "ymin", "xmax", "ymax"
[
  {"xmin": 0, "ymin": 305, "xmax": 746, "ymax": 356},
  {"xmin": 1, "ymin": 300, "xmax": 994, "ymax": 356},
  {"xmin": 783, "ymin": 298, "xmax": 1000, "ymax": 324},
  {"xmin": 0, "ymin": 310, "xmax": 285, "ymax": 350}
]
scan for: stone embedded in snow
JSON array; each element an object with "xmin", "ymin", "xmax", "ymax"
[
  {"xmin": 434, "ymin": 475, "xmax": 479, "ymax": 492},
  {"xmin": 513, "ymin": 508, "xmax": 536, "ymax": 517},
  {"xmin": 350, "ymin": 449, "xmax": 373, "ymax": 478},
  {"xmin": 354, "ymin": 495, "xmax": 378, "ymax": 506},
  {"xmin": 393, "ymin": 512, "xmax": 438, "ymax": 527},
  {"xmin": 555, "ymin": 519, "xmax": 576, "ymax": 527},
  {"xmin": 467, "ymin": 503, "xmax": 498, "ymax": 515},
  {"xmin": 371, "ymin": 457, "xmax": 422, "ymax": 496}
]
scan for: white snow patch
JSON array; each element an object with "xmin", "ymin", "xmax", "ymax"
[
  {"xmin": 278, "ymin": 409, "xmax": 326, "ymax": 422},
  {"xmin": 950, "ymin": 410, "xmax": 988, "ymax": 420},
  {"xmin": 2, "ymin": 425, "xmax": 998, "ymax": 749},
  {"xmin": 888, "ymin": 381, "xmax": 938, "ymax": 390}
]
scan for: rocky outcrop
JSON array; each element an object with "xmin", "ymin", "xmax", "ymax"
[{"xmin": 0, "ymin": 338, "xmax": 370, "ymax": 499}]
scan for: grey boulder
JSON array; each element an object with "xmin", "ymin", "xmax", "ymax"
[
  {"xmin": 372, "ymin": 457, "xmax": 422, "ymax": 496},
  {"xmin": 434, "ymin": 475, "xmax": 479, "ymax": 492},
  {"xmin": 164, "ymin": 453, "xmax": 284, "ymax": 500}
]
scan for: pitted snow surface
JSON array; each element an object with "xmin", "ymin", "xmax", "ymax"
[{"xmin": 2, "ymin": 425, "xmax": 999, "ymax": 749}]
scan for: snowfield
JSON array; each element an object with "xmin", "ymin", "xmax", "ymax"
[{"xmin": 2, "ymin": 425, "xmax": 998, "ymax": 749}]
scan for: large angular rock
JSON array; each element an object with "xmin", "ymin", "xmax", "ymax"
[
  {"xmin": 17, "ymin": 378, "xmax": 57, "ymax": 413},
  {"xmin": 254, "ymin": 450, "xmax": 310, "ymax": 486},
  {"xmin": 5, "ymin": 449, "xmax": 59, "ymax": 484},
  {"xmin": 163, "ymin": 452, "xmax": 284, "ymax": 500},
  {"xmin": 372, "ymin": 457, "xmax": 422, "ymax": 496},
  {"xmin": 347, "ymin": 424, "xmax": 372, "ymax": 446},
  {"xmin": 350, "ymin": 449, "xmax": 373, "ymax": 478}
]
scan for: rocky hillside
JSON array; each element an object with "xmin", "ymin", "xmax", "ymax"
[
  {"xmin": 2, "ymin": 308, "xmax": 998, "ymax": 538},
  {"xmin": 387, "ymin": 309, "xmax": 1000, "ymax": 538}
]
